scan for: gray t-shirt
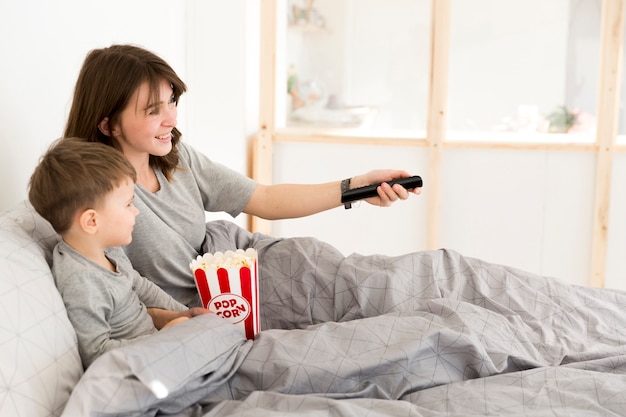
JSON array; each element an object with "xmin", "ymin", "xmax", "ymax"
[
  {"xmin": 53, "ymin": 241, "xmax": 187, "ymax": 368},
  {"xmin": 125, "ymin": 141, "xmax": 258, "ymax": 306}
]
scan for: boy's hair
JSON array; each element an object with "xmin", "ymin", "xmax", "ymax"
[
  {"xmin": 29, "ymin": 137, "xmax": 137, "ymax": 235},
  {"xmin": 64, "ymin": 44, "xmax": 186, "ymax": 181}
]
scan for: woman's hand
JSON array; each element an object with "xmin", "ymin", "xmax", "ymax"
[
  {"xmin": 245, "ymin": 168, "xmax": 421, "ymax": 220},
  {"xmin": 350, "ymin": 169, "xmax": 422, "ymax": 207}
]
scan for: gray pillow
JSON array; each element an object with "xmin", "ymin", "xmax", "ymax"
[{"xmin": 0, "ymin": 201, "xmax": 82, "ymax": 417}]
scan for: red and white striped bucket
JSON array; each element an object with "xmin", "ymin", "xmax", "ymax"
[{"xmin": 189, "ymin": 249, "xmax": 259, "ymax": 340}]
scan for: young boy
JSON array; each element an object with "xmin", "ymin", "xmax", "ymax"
[{"xmin": 29, "ymin": 137, "xmax": 210, "ymax": 368}]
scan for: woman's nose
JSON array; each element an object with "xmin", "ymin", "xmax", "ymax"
[{"xmin": 163, "ymin": 105, "xmax": 177, "ymax": 127}]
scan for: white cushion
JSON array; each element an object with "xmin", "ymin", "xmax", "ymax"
[{"xmin": 0, "ymin": 201, "xmax": 82, "ymax": 417}]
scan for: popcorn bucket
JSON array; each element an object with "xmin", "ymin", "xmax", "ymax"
[{"xmin": 189, "ymin": 249, "xmax": 259, "ymax": 340}]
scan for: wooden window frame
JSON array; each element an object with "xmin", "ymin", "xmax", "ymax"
[{"xmin": 251, "ymin": 0, "xmax": 625, "ymax": 288}]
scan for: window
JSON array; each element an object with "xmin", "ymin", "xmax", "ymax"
[
  {"xmin": 448, "ymin": 0, "xmax": 600, "ymax": 144},
  {"xmin": 280, "ymin": 0, "xmax": 604, "ymax": 144},
  {"xmin": 256, "ymin": 0, "xmax": 625, "ymax": 288},
  {"xmin": 282, "ymin": 0, "xmax": 430, "ymax": 135}
]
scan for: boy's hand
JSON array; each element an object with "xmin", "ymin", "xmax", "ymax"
[
  {"xmin": 160, "ymin": 307, "xmax": 213, "ymax": 330},
  {"xmin": 148, "ymin": 307, "xmax": 212, "ymax": 329},
  {"xmin": 161, "ymin": 316, "xmax": 189, "ymax": 329},
  {"xmin": 184, "ymin": 307, "xmax": 213, "ymax": 317}
]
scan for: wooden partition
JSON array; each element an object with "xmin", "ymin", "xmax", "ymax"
[
  {"xmin": 590, "ymin": 0, "xmax": 625, "ymax": 287},
  {"xmin": 253, "ymin": 0, "xmax": 625, "ymax": 288}
]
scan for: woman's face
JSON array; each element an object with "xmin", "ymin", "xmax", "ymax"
[{"xmin": 111, "ymin": 79, "xmax": 178, "ymax": 162}]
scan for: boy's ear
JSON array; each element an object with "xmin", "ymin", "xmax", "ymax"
[{"xmin": 78, "ymin": 209, "xmax": 99, "ymax": 234}]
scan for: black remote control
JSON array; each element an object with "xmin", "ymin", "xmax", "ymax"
[{"xmin": 341, "ymin": 175, "xmax": 422, "ymax": 203}]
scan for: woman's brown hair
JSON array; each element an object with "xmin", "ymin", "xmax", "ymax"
[{"xmin": 64, "ymin": 44, "xmax": 187, "ymax": 180}]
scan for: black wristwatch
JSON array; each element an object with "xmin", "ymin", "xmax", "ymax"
[{"xmin": 341, "ymin": 178, "xmax": 352, "ymax": 209}]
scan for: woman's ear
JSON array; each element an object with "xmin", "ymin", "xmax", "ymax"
[
  {"xmin": 78, "ymin": 209, "xmax": 99, "ymax": 235},
  {"xmin": 98, "ymin": 118, "xmax": 111, "ymax": 137}
]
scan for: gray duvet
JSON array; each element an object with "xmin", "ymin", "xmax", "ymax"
[{"xmin": 62, "ymin": 243, "xmax": 626, "ymax": 416}]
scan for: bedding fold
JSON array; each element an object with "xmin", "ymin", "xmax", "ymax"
[{"xmin": 62, "ymin": 247, "xmax": 626, "ymax": 416}]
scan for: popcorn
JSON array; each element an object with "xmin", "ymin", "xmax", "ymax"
[{"xmin": 190, "ymin": 249, "xmax": 259, "ymax": 340}]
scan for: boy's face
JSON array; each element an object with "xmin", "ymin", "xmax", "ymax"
[{"xmin": 97, "ymin": 178, "xmax": 139, "ymax": 247}]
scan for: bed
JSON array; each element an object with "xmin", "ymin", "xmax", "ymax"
[{"xmin": 2, "ymin": 200, "xmax": 626, "ymax": 417}]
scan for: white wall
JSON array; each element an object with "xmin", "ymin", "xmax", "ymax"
[
  {"xmin": 0, "ymin": 0, "xmax": 254, "ymax": 231},
  {"xmin": 272, "ymin": 142, "xmax": 428, "ymax": 256},
  {"xmin": 0, "ymin": 0, "xmax": 180, "ymax": 208},
  {"xmin": 440, "ymin": 148, "xmax": 596, "ymax": 287},
  {"xmin": 2, "ymin": 1, "xmax": 623, "ymax": 291},
  {"xmin": 607, "ymin": 152, "xmax": 626, "ymax": 290},
  {"xmin": 271, "ymin": 141, "xmax": 626, "ymax": 291},
  {"xmin": 184, "ymin": 1, "xmax": 259, "ymax": 224},
  {"xmin": 274, "ymin": 0, "xmax": 626, "ymax": 291},
  {"xmin": 184, "ymin": 1, "xmax": 259, "ymax": 177}
]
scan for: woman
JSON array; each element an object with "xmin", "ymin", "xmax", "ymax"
[
  {"xmin": 58, "ymin": 48, "xmax": 626, "ymax": 411},
  {"xmin": 64, "ymin": 44, "xmax": 424, "ymax": 329}
]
